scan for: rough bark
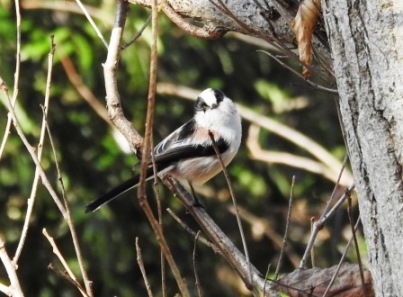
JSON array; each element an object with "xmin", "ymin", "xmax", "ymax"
[
  {"xmin": 131, "ymin": 0, "xmax": 334, "ymax": 83},
  {"xmin": 322, "ymin": 0, "xmax": 403, "ymax": 296}
]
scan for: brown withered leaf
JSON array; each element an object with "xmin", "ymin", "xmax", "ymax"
[
  {"xmin": 274, "ymin": 263, "xmax": 374, "ymax": 297},
  {"xmin": 290, "ymin": 0, "xmax": 321, "ymax": 78}
]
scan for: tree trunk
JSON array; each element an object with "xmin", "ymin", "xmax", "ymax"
[{"xmin": 322, "ymin": 0, "xmax": 403, "ymax": 296}]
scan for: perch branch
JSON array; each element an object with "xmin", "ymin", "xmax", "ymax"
[{"xmin": 164, "ymin": 178, "xmax": 279, "ymax": 296}]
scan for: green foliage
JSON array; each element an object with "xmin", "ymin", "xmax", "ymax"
[{"xmin": 0, "ymin": 1, "xmax": 360, "ymax": 297}]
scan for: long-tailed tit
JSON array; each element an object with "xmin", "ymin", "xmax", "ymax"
[{"xmin": 85, "ymin": 88, "xmax": 242, "ymax": 212}]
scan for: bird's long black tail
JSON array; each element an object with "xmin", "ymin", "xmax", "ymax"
[{"xmin": 85, "ymin": 167, "xmax": 154, "ymax": 213}]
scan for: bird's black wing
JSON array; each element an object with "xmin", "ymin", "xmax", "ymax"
[
  {"xmin": 154, "ymin": 118, "xmax": 229, "ymax": 164},
  {"xmin": 154, "ymin": 138, "xmax": 229, "ymax": 166}
]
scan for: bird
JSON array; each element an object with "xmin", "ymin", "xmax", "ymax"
[{"xmin": 85, "ymin": 88, "xmax": 242, "ymax": 212}]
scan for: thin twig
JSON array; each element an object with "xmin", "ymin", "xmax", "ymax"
[
  {"xmin": 347, "ymin": 192, "xmax": 366, "ymax": 294},
  {"xmin": 167, "ymin": 208, "xmax": 220, "ymax": 254},
  {"xmin": 257, "ymin": 50, "xmax": 338, "ymax": 94},
  {"xmin": 0, "ymin": 236, "xmax": 24, "ymax": 297},
  {"xmin": 208, "ymin": 131, "xmax": 253, "ymax": 289},
  {"xmin": 152, "ymin": 183, "xmax": 167, "ymax": 297},
  {"xmin": 0, "ymin": 0, "xmax": 22, "ymax": 160},
  {"xmin": 274, "ymin": 175, "xmax": 295, "ymax": 280},
  {"xmin": 2, "ymin": 67, "xmax": 92, "ymax": 296},
  {"xmin": 136, "ymin": 238, "xmax": 154, "ymax": 297},
  {"xmin": 60, "ymin": 57, "xmax": 111, "ymax": 125},
  {"xmin": 227, "ymin": 205, "xmax": 301, "ymax": 268},
  {"xmin": 45, "ymin": 108, "xmax": 93, "ymax": 296},
  {"xmin": 193, "ymin": 231, "xmax": 203, "ymax": 297},
  {"xmin": 13, "ymin": 35, "xmax": 55, "ymax": 264},
  {"xmin": 43, "ymin": 229, "xmax": 89, "ymax": 297},
  {"xmin": 263, "ymin": 264, "xmax": 271, "ymax": 296},
  {"xmin": 164, "ymin": 178, "xmax": 278, "ymax": 296},
  {"xmin": 121, "ymin": 14, "xmax": 152, "ymax": 50},
  {"xmin": 319, "ymin": 154, "xmax": 349, "ymax": 218},
  {"xmin": 0, "ymin": 77, "xmax": 66, "ymax": 216},
  {"xmin": 299, "ymin": 184, "xmax": 356, "ymax": 268},
  {"xmin": 322, "ymin": 216, "xmax": 362, "ymax": 297},
  {"xmin": 310, "ymin": 217, "xmax": 316, "ymax": 268},
  {"xmin": 48, "ymin": 264, "xmax": 87, "ymax": 295},
  {"xmin": 74, "ymin": 0, "xmax": 108, "ymax": 48}
]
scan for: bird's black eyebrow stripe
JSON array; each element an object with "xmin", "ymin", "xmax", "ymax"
[
  {"xmin": 177, "ymin": 118, "xmax": 196, "ymax": 141},
  {"xmin": 213, "ymin": 89, "xmax": 225, "ymax": 103}
]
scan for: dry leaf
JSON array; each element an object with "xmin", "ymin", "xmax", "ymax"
[
  {"xmin": 274, "ymin": 263, "xmax": 374, "ymax": 297},
  {"xmin": 291, "ymin": 0, "xmax": 321, "ymax": 78}
]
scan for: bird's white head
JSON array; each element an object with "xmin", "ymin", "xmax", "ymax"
[
  {"xmin": 193, "ymin": 88, "xmax": 241, "ymax": 145},
  {"xmin": 194, "ymin": 88, "xmax": 238, "ymax": 117}
]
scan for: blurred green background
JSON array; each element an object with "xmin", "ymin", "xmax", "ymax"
[{"xmin": 0, "ymin": 1, "xmax": 362, "ymax": 296}]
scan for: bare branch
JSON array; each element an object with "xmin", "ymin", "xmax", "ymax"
[
  {"xmin": 45, "ymin": 111, "xmax": 93, "ymax": 296},
  {"xmin": 193, "ymin": 231, "xmax": 204, "ymax": 297},
  {"xmin": 136, "ymin": 238, "xmax": 154, "ymax": 297},
  {"xmin": 47, "ymin": 264, "xmax": 87, "ymax": 295},
  {"xmin": 43, "ymin": 229, "xmax": 89, "ymax": 297},
  {"xmin": 274, "ymin": 175, "xmax": 295, "ymax": 280},
  {"xmin": 299, "ymin": 183, "xmax": 356, "ymax": 268},
  {"xmin": 13, "ymin": 35, "xmax": 55, "ymax": 265},
  {"xmin": 164, "ymin": 178, "xmax": 279, "ymax": 296},
  {"xmin": 208, "ymin": 131, "xmax": 253, "ymax": 288},
  {"xmin": 103, "ymin": 0, "xmax": 143, "ymax": 156},
  {"xmin": 0, "ymin": 0, "xmax": 22, "ymax": 161},
  {"xmin": 227, "ymin": 205, "xmax": 301, "ymax": 268},
  {"xmin": 0, "ymin": 237, "xmax": 24, "ymax": 297},
  {"xmin": 61, "ymin": 57, "xmax": 111, "ymax": 125},
  {"xmin": 74, "ymin": 0, "xmax": 108, "ymax": 48},
  {"xmin": 167, "ymin": 208, "xmax": 220, "ymax": 254}
]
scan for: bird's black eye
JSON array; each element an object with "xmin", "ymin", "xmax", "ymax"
[{"xmin": 213, "ymin": 89, "xmax": 224, "ymax": 103}]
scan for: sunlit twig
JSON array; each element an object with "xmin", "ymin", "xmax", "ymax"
[
  {"xmin": 274, "ymin": 175, "xmax": 295, "ymax": 280},
  {"xmin": 0, "ymin": 237, "xmax": 24, "ymax": 297},
  {"xmin": 193, "ymin": 231, "xmax": 204, "ymax": 297},
  {"xmin": 42, "ymin": 229, "xmax": 89, "ymax": 297},
  {"xmin": 208, "ymin": 131, "xmax": 253, "ymax": 289},
  {"xmin": 0, "ymin": 0, "xmax": 22, "ymax": 161},
  {"xmin": 299, "ymin": 183, "xmax": 356, "ymax": 268},
  {"xmin": 136, "ymin": 238, "xmax": 154, "ymax": 297},
  {"xmin": 13, "ymin": 36, "xmax": 55, "ymax": 265},
  {"xmin": 74, "ymin": 0, "xmax": 108, "ymax": 48}
]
